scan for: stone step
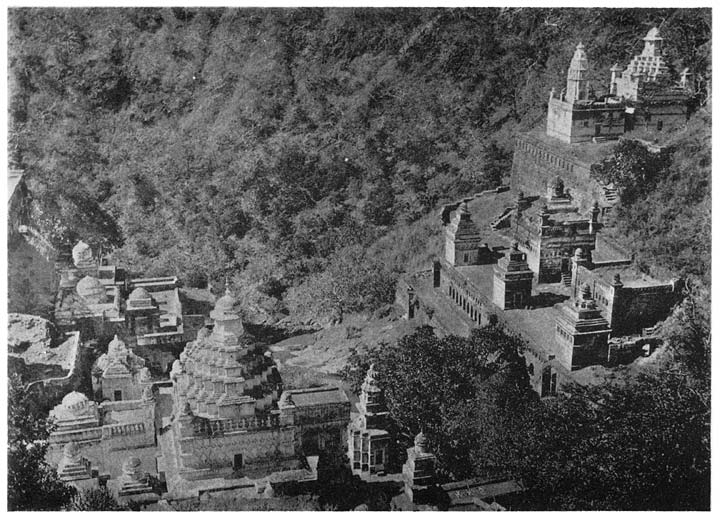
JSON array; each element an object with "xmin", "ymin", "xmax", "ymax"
[{"xmin": 560, "ymin": 272, "xmax": 572, "ymax": 287}]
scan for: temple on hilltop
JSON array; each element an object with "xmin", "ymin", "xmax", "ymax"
[
  {"xmin": 398, "ymin": 185, "xmax": 680, "ymax": 396},
  {"xmin": 547, "ymin": 28, "xmax": 690, "ymax": 144},
  {"xmin": 397, "ymin": 28, "xmax": 686, "ymax": 398},
  {"xmin": 514, "ymin": 27, "xmax": 691, "ymax": 217}
]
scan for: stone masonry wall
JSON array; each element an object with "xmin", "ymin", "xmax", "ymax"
[
  {"xmin": 574, "ymin": 265, "xmax": 678, "ymax": 337},
  {"xmin": 177, "ymin": 426, "xmax": 296, "ymax": 474},
  {"xmin": 611, "ymin": 284, "xmax": 679, "ymax": 337},
  {"xmin": 511, "ymin": 135, "xmax": 608, "ymax": 212}
]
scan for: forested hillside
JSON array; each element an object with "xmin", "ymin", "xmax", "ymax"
[{"xmin": 8, "ymin": 8, "xmax": 711, "ymax": 321}]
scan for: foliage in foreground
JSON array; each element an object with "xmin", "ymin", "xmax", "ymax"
[
  {"xmin": 7, "ymin": 374, "xmax": 75, "ymax": 511},
  {"xmin": 343, "ymin": 325, "xmax": 534, "ymax": 481},
  {"xmin": 344, "ymin": 308, "xmax": 711, "ymax": 510},
  {"xmin": 511, "ymin": 372, "xmax": 709, "ymax": 510},
  {"xmin": 68, "ymin": 487, "xmax": 127, "ymax": 511}
]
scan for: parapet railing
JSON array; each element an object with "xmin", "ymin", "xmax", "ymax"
[
  {"xmin": 103, "ymin": 422, "xmax": 147, "ymax": 438},
  {"xmin": 193, "ymin": 414, "xmax": 282, "ymax": 436},
  {"xmin": 439, "ymin": 259, "xmax": 488, "ymax": 301},
  {"xmin": 49, "ymin": 426, "xmax": 103, "ymax": 444}
]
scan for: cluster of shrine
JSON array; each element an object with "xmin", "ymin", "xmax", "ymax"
[
  {"xmin": 48, "ymin": 241, "xmax": 500, "ymax": 508},
  {"xmin": 547, "ymin": 27, "xmax": 691, "ymax": 144},
  {"xmin": 17, "ymin": 24, "xmax": 690, "ymax": 510},
  {"xmin": 399, "ymin": 27, "xmax": 684, "ymax": 397},
  {"xmin": 43, "ymin": 241, "xmax": 354, "ymax": 504}
]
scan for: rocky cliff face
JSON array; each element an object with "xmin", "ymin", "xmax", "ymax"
[{"xmin": 8, "ymin": 313, "xmax": 55, "ymax": 353}]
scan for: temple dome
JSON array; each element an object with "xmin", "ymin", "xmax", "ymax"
[
  {"xmin": 72, "ymin": 240, "xmax": 93, "ymax": 267},
  {"xmin": 362, "ymin": 364, "xmax": 381, "ymax": 393},
  {"xmin": 214, "ymin": 291, "xmax": 236, "ymax": 313},
  {"xmin": 128, "ymin": 287, "xmax": 152, "ymax": 301},
  {"xmin": 76, "ymin": 275, "xmax": 107, "ymax": 303},
  {"xmin": 210, "ymin": 288, "xmax": 241, "ymax": 322},
  {"xmin": 62, "ymin": 391, "xmax": 90, "ymax": 413},
  {"xmin": 570, "ymin": 42, "xmax": 588, "ymax": 70},
  {"xmin": 122, "ymin": 457, "xmax": 144, "ymax": 480},
  {"xmin": 414, "ymin": 431, "xmax": 428, "ymax": 453},
  {"xmin": 107, "ymin": 334, "xmax": 127, "ymax": 355}
]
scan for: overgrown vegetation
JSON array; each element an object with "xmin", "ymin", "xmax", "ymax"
[
  {"xmin": 8, "ymin": 7, "xmax": 710, "ymax": 322},
  {"xmin": 592, "ymin": 112, "xmax": 711, "ymax": 281},
  {"xmin": 7, "ymin": 375, "xmax": 75, "ymax": 511},
  {"xmin": 342, "ymin": 325, "xmax": 534, "ymax": 481},
  {"xmin": 7, "ymin": 7, "xmax": 711, "ymax": 511},
  {"xmin": 344, "ymin": 309, "xmax": 710, "ymax": 510}
]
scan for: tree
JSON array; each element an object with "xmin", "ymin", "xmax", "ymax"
[
  {"xmin": 285, "ymin": 244, "xmax": 398, "ymax": 324},
  {"xmin": 8, "ymin": 375, "xmax": 75, "ymax": 511},
  {"xmin": 661, "ymin": 280, "xmax": 710, "ymax": 385},
  {"xmin": 68, "ymin": 487, "xmax": 127, "ymax": 511},
  {"xmin": 591, "ymin": 139, "xmax": 674, "ymax": 205},
  {"xmin": 348, "ymin": 325, "xmax": 533, "ymax": 480},
  {"xmin": 511, "ymin": 373, "xmax": 710, "ymax": 510},
  {"xmin": 363, "ymin": 177, "xmax": 395, "ymax": 226}
]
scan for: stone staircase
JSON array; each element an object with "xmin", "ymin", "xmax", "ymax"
[
  {"xmin": 560, "ymin": 271, "xmax": 572, "ymax": 287},
  {"xmin": 602, "ymin": 184, "xmax": 619, "ymax": 204},
  {"xmin": 490, "ymin": 208, "xmax": 515, "ymax": 230}
]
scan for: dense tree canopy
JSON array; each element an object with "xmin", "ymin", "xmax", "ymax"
[
  {"xmin": 343, "ymin": 325, "xmax": 534, "ymax": 480},
  {"xmin": 8, "ymin": 7, "xmax": 711, "ymax": 320},
  {"xmin": 592, "ymin": 112, "xmax": 711, "ymax": 281},
  {"xmin": 511, "ymin": 371, "xmax": 710, "ymax": 510}
]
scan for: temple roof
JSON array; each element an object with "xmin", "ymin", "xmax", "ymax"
[
  {"xmin": 588, "ymin": 263, "xmax": 674, "ymax": 289},
  {"xmin": 72, "ymin": 240, "xmax": 93, "ymax": 266},
  {"xmin": 209, "ymin": 288, "xmax": 241, "ymax": 321},
  {"xmin": 285, "ymin": 386, "xmax": 349, "ymax": 407},
  {"xmin": 128, "ymin": 286, "xmax": 152, "ymax": 301},
  {"xmin": 644, "ymin": 27, "xmax": 662, "ymax": 41},
  {"xmin": 76, "ymin": 275, "xmax": 107, "ymax": 303},
  {"xmin": 62, "ymin": 391, "xmax": 90, "ymax": 411},
  {"xmin": 94, "ymin": 335, "xmax": 146, "ymax": 377},
  {"xmin": 414, "ymin": 431, "xmax": 429, "ymax": 453},
  {"xmin": 569, "ymin": 42, "xmax": 588, "ymax": 71}
]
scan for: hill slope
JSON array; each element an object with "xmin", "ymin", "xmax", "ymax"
[{"xmin": 8, "ymin": 8, "xmax": 710, "ymax": 321}]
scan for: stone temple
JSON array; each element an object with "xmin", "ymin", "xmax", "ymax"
[
  {"xmin": 398, "ymin": 28, "xmax": 684, "ymax": 397},
  {"xmin": 55, "ymin": 240, "xmax": 200, "ymax": 376},
  {"xmin": 515, "ymin": 27, "xmax": 691, "ymax": 217},
  {"xmin": 49, "ymin": 282, "xmax": 350, "ymax": 502},
  {"xmin": 546, "ymin": 28, "xmax": 690, "ymax": 144}
]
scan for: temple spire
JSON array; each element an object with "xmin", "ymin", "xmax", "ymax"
[{"xmin": 566, "ymin": 42, "xmax": 590, "ymax": 102}]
